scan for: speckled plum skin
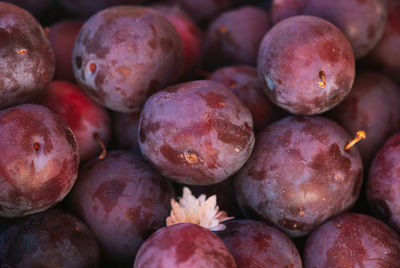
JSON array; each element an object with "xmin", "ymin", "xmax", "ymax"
[
  {"xmin": 209, "ymin": 65, "xmax": 285, "ymax": 131},
  {"xmin": 367, "ymin": 132, "xmax": 400, "ymax": 234},
  {"xmin": 216, "ymin": 220, "xmax": 302, "ymax": 268},
  {"xmin": 139, "ymin": 80, "xmax": 255, "ymax": 185},
  {"xmin": 0, "ymin": 2, "xmax": 55, "ymax": 110},
  {"xmin": 38, "ymin": 81, "xmax": 111, "ymax": 163},
  {"xmin": 0, "ymin": 209, "xmax": 101, "ymax": 268},
  {"xmin": 0, "ymin": 104, "xmax": 79, "ymax": 218},
  {"xmin": 366, "ymin": 0, "xmax": 400, "ymax": 84},
  {"xmin": 234, "ymin": 116, "xmax": 363, "ymax": 237},
  {"xmin": 73, "ymin": 6, "xmax": 184, "ymax": 112},
  {"xmin": 205, "ymin": 6, "xmax": 271, "ymax": 69},
  {"xmin": 272, "ymin": 0, "xmax": 387, "ymax": 59},
  {"xmin": 257, "ymin": 16, "xmax": 355, "ymax": 115},
  {"xmin": 303, "ymin": 213, "xmax": 400, "ymax": 267},
  {"xmin": 134, "ymin": 223, "xmax": 237, "ymax": 268},
  {"xmin": 328, "ymin": 72, "xmax": 400, "ymax": 166},
  {"xmin": 67, "ymin": 151, "xmax": 174, "ymax": 262}
]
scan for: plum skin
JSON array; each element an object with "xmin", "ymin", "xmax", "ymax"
[
  {"xmin": 0, "ymin": 104, "xmax": 79, "ymax": 218},
  {"xmin": 139, "ymin": 80, "xmax": 255, "ymax": 185}
]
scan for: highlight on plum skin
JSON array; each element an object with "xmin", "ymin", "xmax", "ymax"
[
  {"xmin": 38, "ymin": 81, "xmax": 111, "ymax": 163},
  {"xmin": 0, "ymin": 104, "xmax": 79, "ymax": 218},
  {"xmin": 0, "ymin": 2, "xmax": 55, "ymax": 110},
  {"xmin": 234, "ymin": 116, "xmax": 363, "ymax": 237},
  {"xmin": 134, "ymin": 223, "xmax": 237, "ymax": 268},
  {"xmin": 139, "ymin": 80, "xmax": 255, "ymax": 186},
  {"xmin": 257, "ymin": 15, "xmax": 355, "ymax": 115},
  {"xmin": 66, "ymin": 150, "xmax": 175, "ymax": 263},
  {"xmin": 72, "ymin": 5, "xmax": 184, "ymax": 113},
  {"xmin": 0, "ymin": 209, "xmax": 101, "ymax": 267}
]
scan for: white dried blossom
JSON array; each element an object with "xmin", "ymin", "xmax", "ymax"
[{"xmin": 166, "ymin": 187, "xmax": 234, "ymax": 231}]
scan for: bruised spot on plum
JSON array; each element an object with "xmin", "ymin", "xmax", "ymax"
[
  {"xmin": 196, "ymin": 91, "xmax": 227, "ymax": 109},
  {"xmin": 252, "ymin": 232, "xmax": 272, "ymax": 248},
  {"xmin": 93, "ymin": 180, "xmax": 126, "ymax": 214},
  {"xmin": 94, "ymin": 71, "xmax": 105, "ymax": 89},
  {"xmin": 175, "ymin": 239, "xmax": 197, "ymax": 263},
  {"xmin": 214, "ymin": 118, "xmax": 252, "ymax": 150},
  {"xmin": 139, "ymin": 119, "xmax": 160, "ymax": 143},
  {"xmin": 148, "ymin": 38, "xmax": 157, "ymax": 49},
  {"xmin": 278, "ymin": 218, "xmax": 307, "ymax": 231},
  {"xmin": 248, "ymin": 166, "xmax": 266, "ymax": 181},
  {"xmin": 160, "ymin": 144, "xmax": 186, "ymax": 165}
]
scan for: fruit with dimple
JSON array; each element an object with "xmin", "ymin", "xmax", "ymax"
[
  {"xmin": 0, "ymin": 104, "xmax": 79, "ymax": 218},
  {"xmin": 303, "ymin": 213, "xmax": 400, "ymax": 267},
  {"xmin": 73, "ymin": 5, "xmax": 184, "ymax": 112},
  {"xmin": 257, "ymin": 15, "xmax": 355, "ymax": 115},
  {"xmin": 234, "ymin": 116, "xmax": 363, "ymax": 237},
  {"xmin": 0, "ymin": 2, "xmax": 55, "ymax": 110},
  {"xmin": 67, "ymin": 151, "xmax": 175, "ymax": 262},
  {"xmin": 0, "ymin": 209, "xmax": 101, "ymax": 267},
  {"xmin": 134, "ymin": 223, "xmax": 237, "ymax": 268},
  {"xmin": 139, "ymin": 80, "xmax": 255, "ymax": 185}
]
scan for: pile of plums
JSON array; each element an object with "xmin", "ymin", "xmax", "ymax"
[{"xmin": 0, "ymin": 0, "xmax": 400, "ymax": 267}]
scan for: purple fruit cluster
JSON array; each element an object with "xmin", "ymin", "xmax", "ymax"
[{"xmin": 1, "ymin": 0, "xmax": 400, "ymax": 267}]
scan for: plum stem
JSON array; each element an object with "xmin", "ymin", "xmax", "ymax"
[
  {"xmin": 93, "ymin": 133, "xmax": 107, "ymax": 159},
  {"xmin": 345, "ymin": 130, "xmax": 366, "ymax": 151},
  {"xmin": 318, "ymin": 70, "xmax": 326, "ymax": 88}
]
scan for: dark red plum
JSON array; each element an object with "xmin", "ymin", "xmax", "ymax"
[
  {"xmin": 257, "ymin": 16, "xmax": 355, "ymax": 115},
  {"xmin": 112, "ymin": 111, "xmax": 141, "ymax": 152},
  {"xmin": 67, "ymin": 151, "xmax": 175, "ymax": 262},
  {"xmin": 365, "ymin": 0, "xmax": 400, "ymax": 84},
  {"xmin": 48, "ymin": 20, "xmax": 84, "ymax": 82},
  {"xmin": 58, "ymin": 0, "xmax": 149, "ymax": 18},
  {"xmin": 328, "ymin": 72, "xmax": 400, "ymax": 166},
  {"xmin": 0, "ymin": 104, "xmax": 79, "ymax": 218},
  {"xmin": 73, "ymin": 6, "xmax": 184, "ymax": 112},
  {"xmin": 209, "ymin": 65, "xmax": 285, "ymax": 131},
  {"xmin": 303, "ymin": 213, "xmax": 400, "ymax": 267},
  {"xmin": 367, "ymin": 132, "xmax": 400, "ymax": 234},
  {"xmin": 0, "ymin": 2, "xmax": 55, "ymax": 109},
  {"xmin": 234, "ymin": 116, "xmax": 363, "ymax": 237},
  {"xmin": 151, "ymin": 4, "xmax": 203, "ymax": 76},
  {"xmin": 134, "ymin": 223, "xmax": 237, "ymax": 268},
  {"xmin": 163, "ymin": 0, "xmax": 234, "ymax": 24},
  {"xmin": 216, "ymin": 220, "xmax": 302, "ymax": 268},
  {"xmin": 205, "ymin": 6, "xmax": 271, "ymax": 69},
  {"xmin": 38, "ymin": 81, "xmax": 111, "ymax": 163},
  {"xmin": 0, "ymin": 209, "xmax": 101, "ymax": 267},
  {"xmin": 139, "ymin": 80, "xmax": 255, "ymax": 185},
  {"xmin": 271, "ymin": 0, "xmax": 387, "ymax": 59}
]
